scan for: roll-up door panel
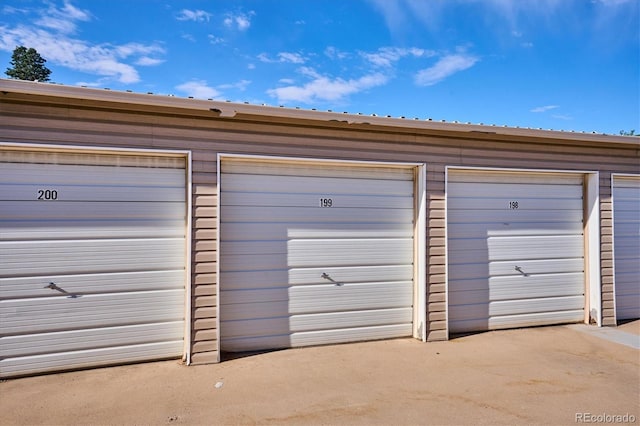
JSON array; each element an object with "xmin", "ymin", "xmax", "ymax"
[
  {"xmin": 0, "ymin": 150, "xmax": 187, "ymax": 378},
  {"xmin": 220, "ymin": 158, "xmax": 416, "ymax": 352},
  {"xmin": 613, "ymin": 176, "xmax": 640, "ymax": 321},
  {"xmin": 447, "ymin": 171, "xmax": 585, "ymax": 334}
]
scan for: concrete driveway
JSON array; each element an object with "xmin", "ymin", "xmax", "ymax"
[{"xmin": 1, "ymin": 322, "xmax": 638, "ymax": 425}]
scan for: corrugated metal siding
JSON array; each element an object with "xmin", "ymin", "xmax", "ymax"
[
  {"xmin": 0, "ymin": 84, "xmax": 638, "ymax": 364},
  {"xmin": 612, "ymin": 175, "xmax": 640, "ymax": 321},
  {"xmin": 0, "ymin": 152, "xmax": 187, "ymax": 377}
]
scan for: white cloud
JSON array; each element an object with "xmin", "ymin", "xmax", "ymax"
[
  {"xmin": 2, "ymin": 6, "xmax": 28, "ymax": 14},
  {"xmin": 324, "ymin": 46, "xmax": 349, "ymax": 60},
  {"xmin": 278, "ymin": 52, "xmax": 305, "ymax": 64},
  {"xmin": 34, "ymin": 16, "xmax": 75, "ymax": 34},
  {"xmin": 367, "ymin": 0, "xmax": 599, "ymax": 38},
  {"xmin": 531, "ymin": 107, "xmax": 572, "ymax": 121},
  {"xmin": 136, "ymin": 57, "xmax": 165, "ymax": 66},
  {"xmin": 552, "ymin": 113, "xmax": 573, "ymax": 120},
  {"xmin": 181, "ymin": 33, "xmax": 196, "ymax": 42},
  {"xmin": 267, "ymin": 70, "xmax": 389, "ymax": 104},
  {"xmin": 176, "ymin": 80, "xmax": 221, "ymax": 99},
  {"xmin": 34, "ymin": 1, "xmax": 91, "ymax": 34},
  {"xmin": 257, "ymin": 53, "xmax": 270, "ymax": 63},
  {"xmin": 258, "ymin": 52, "xmax": 305, "ymax": 64},
  {"xmin": 176, "ymin": 9, "xmax": 212, "ymax": 22},
  {"xmin": 218, "ymin": 79, "xmax": 251, "ymax": 91},
  {"xmin": 0, "ymin": 26, "xmax": 128, "ymax": 83},
  {"xmin": 368, "ymin": 0, "xmax": 458, "ymax": 34},
  {"xmin": 115, "ymin": 43, "xmax": 164, "ymax": 59},
  {"xmin": 75, "ymin": 80, "xmax": 105, "ymax": 87},
  {"xmin": 0, "ymin": 4, "xmax": 165, "ymax": 85},
  {"xmin": 260, "ymin": 45, "xmax": 478, "ymax": 104},
  {"xmin": 484, "ymin": 0, "xmax": 569, "ymax": 29},
  {"xmin": 370, "ymin": 0, "xmax": 638, "ymax": 45},
  {"xmin": 530, "ymin": 105, "xmax": 560, "ymax": 113},
  {"xmin": 89, "ymin": 60, "xmax": 140, "ymax": 84},
  {"xmin": 362, "ymin": 46, "xmax": 433, "ymax": 67},
  {"xmin": 298, "ymin": 67, "xmax": 322, "ymax": 79},
  {"xmin": 235, "ymin": 15, "xmax": 251, "ymax": 30},
  {"xmin": 224, "ymin": 12, "xmax": 254, "ymax": 31},
  {"xmin": 594, "ymin": 0, "xmax": 635, "ymax": 5},
  {"xmin": 208, "ymin": 34, "xmax": 225, "ymax": 44},
  {"xmin": 367, "ymin": 0, "xmax": 410, "ymax": 34},
  {"xmin": 61, "ymin": 1, "xmax": 91, "ymax": 21},
  {"xmin": 414, "ymin": 53, "xmax": 479, "ymax": 86},
  {"xmin": 176, "ymin": 79, "xmax": 251, "ymax": 99}
]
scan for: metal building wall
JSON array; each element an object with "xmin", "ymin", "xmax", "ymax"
[{"xmin": 1, "ymin": 80, "xmax": 638, "ymax": 365}]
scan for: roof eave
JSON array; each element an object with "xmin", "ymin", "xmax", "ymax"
[{"xmin": 1, "ymin": 79, "xmax": 638, "ymax": 147}]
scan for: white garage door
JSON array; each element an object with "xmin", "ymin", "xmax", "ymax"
[
  {"xmin": 613, "ymin": 175, "xmax": 640, "ymax": 321},
  {"xmin": 447, "ymin": 170, "xmax": 585, "ymax": 334},
  {"xmin": 0, "ymin": 149, "xmax": 188, "ymax": 378},
  {"xmin": 220, "ymin": 157, "xmax": 416, "ymax": 352}
]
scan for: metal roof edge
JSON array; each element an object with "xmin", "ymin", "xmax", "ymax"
[{"xmin": 1, "ymin": 79, "xmax": 638, "ymax": 146}]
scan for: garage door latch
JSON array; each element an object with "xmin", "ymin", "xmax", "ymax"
[
  {"xmin": 45, "ymin": 282, "xmax": 80, "ymax": 298},
  {"xmin": 321, "ymin": 272, "xmax": 344, "ymax": 286},
  {"xmin": 514, "ymin": 266, "xmax": 529, "ymax": 277}
]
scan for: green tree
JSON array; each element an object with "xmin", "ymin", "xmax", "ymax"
[
  {"xmin": 5, "ymin": 46, "xmax": 52, "ymax": 82},
  {"xmin": 619, "ymin": 130, "xmax": 637, "ymax": 136}
]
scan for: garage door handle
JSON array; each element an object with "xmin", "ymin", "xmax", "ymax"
[
  {"xmin": 514, "ymin": 266, "xmax": 529, "ymax": 277},
  {"xmin": 321, "ymin": 273, "xmax": 344, "ymax": 286},
  {"xmin": 45, "ymin": 282, "xmax": 79, "ymax": 298}
]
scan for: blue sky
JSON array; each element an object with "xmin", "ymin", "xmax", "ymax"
[{"xmin": 1, "ymin": 0, "xmax": 638, "ymax": 135}]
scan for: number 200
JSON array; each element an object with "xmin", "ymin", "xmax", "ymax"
[{"xmin": 37, "ymin": 189, "xmax": 58, "ymax": 200}]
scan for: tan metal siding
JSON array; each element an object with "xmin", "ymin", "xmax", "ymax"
[
  {"xmin": 426, "ymin": 163, "xmax": 447, "ymax": 340},
  {"xmin": 599, "ymin": 173, "xmax": 617, "ymax": 325},
  {"xmin": 1, "ymin": 88, "xmax": 638, "ymax": 363},
  {"xmin": 190, "ymin": 178, "xmax": 218, "ymax": 363}
]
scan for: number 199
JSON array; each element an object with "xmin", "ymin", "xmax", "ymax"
[{"xmin": 319, "ymin": 198, "xmax": 333, "ymax": 207}]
